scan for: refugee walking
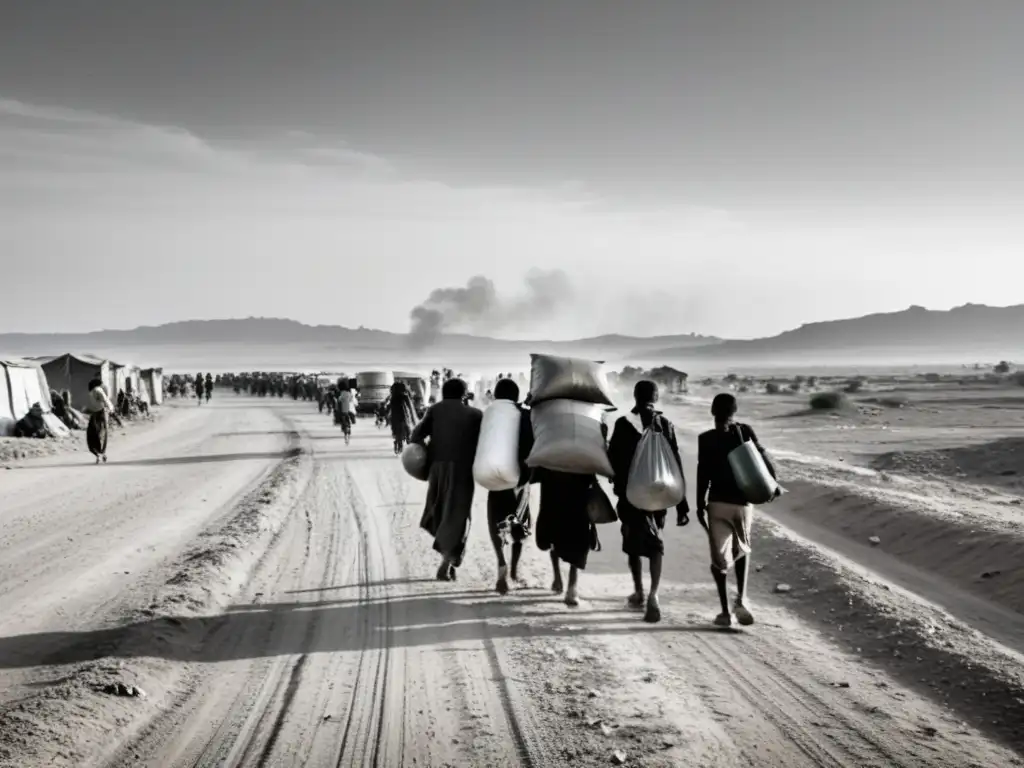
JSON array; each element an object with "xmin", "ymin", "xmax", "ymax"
[
  {"xmin": 696, "ymin": 393, "xmax": 780, "ymax": 627},
  {"xmin": 83, "ymin": 378, "xmax": 119, "ymax": 464},
  {"xmin": 412, "ymin": 378, "xmax": 483, "ymax": 582},
  {"xmin": 607, "ymin": 380, "xmax": 689, "ymax": 624},
  {"xmin": 485, "ymin": 378, "xmax": 535, "ymax": 595}
]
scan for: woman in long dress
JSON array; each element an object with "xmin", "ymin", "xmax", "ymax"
[
  {"xmin": 389, "ymin": 381, "xmax": 417, "ymax": 455},
  {"xmin": 84, "ymin": 378, "xmax": 119, "ymax": 464},
  {"xmin": 412, "ymin": 378, "xmax": 483, "ymax": 581}
]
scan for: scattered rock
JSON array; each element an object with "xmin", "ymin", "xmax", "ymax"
[
  {"xmin": 101, "ymin": 682, "xmax": 146, "ymax": 698},
  {"xmin": 868, "ymin": 536, "xmax": 881, "ymax": 545},
  {"xmin": 600, "ymin": 723, "xmax": 614, "ymax": 737},
  {"xmin": 323, "ymin": 714, "xmax": 332, "ymax": 721},
  {"xmin": 588, "ymin": 689, "xmax": 602, "ymax": 699},
  {"xmin": 565, "ymin": 648, "xmax": 582, "ymax": 662},
  {"xmin": 612, "ymin": 750, "xmax": 628, "ymax": 765},
  {"xmin": 980, "ymin": 571, "xmax": 1002, "ymax": 579},
  {"xmin": 755, "ymin": 564, "xmax": 764, "ymax": 572},
  {"xmin": 832, "ymin": 682, "xmax": 851, "ymax": 689},
  {"xmin": 773, "ymin": 583, "xmax": 792, "ymax": 594}
]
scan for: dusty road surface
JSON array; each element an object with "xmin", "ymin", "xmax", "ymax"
[{"xmin": 0, "ymin": 396, "xmax": 1022, "ymax": 767}]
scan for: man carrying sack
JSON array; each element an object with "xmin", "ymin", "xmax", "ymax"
[{"xmin": 696, "ymin": 393, "xmax": 781, "ymax": 628}]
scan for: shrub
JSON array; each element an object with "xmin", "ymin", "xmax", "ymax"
[
  {"xmin": 844, "ymin": 378, "xmax": 864, "ymax": 393},
  {"xmin": 765, "ymin": 381, "xmax": 782, "ymax": 394},
  {"xmin": 738, "ymin": 384, "xmax": 750, "ymax": 393},
  {"xmin": 1013, "ymin": 371, "xmax": 1024, "ymax": 387},
  {"xmin": 809, "ymin": 391, "xmax": 848, "ymax": 410},
  {"xmin": 789, "ymin": 381, "xmax": 802, "ymax": 392},
  {"xmin": 724, "ymin": 373, "xmax": 739, "ymax": 383},
  {"xmin": 924, "ymin": 373, "xmax": 941, "ymax": 382},
  {"xmin": 806, "ymin": 376, "xmax": 819, "ymax": 388},
  {"xmin": 995, "ymin": 361, "xmax": 1012, "ymax": 374}
]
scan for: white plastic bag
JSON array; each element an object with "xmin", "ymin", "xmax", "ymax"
[
  {"xmin": 473, "ymin": 400, "xmax": 522, "ymax": 491},
  {"xmin": 626, "ymin": 417, "xmax": 685, "ymax": 511},
  {"xmin": 528, "ymin": 354, "xmax": 615, "ymax": 407},
  {"xmin": 526, "ymin": 399, "xmax": 613, "ymax": 477}
]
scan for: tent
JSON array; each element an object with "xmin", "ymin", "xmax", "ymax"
[
  {"xmin": 140, "ymin": 367, "xmax": 163, "ymax": 405},
  {"xmin": 41, "ymin": 353, "xmax": 113, "ymax": 411},
  {"xmin": 0, "ymin": 358, "xmax": 70, "ymax": 438}
]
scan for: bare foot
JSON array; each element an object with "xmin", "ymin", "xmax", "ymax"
[
  {"xmin": 627, "ymin": 591, "xmax": 645, "ymax": 609},
  {"xmin": 495, "ymin": 566, "xmax": 509, "ymax": 595},
  {"xmin": 644, "ymin": 595, "xmax": 662, "ymax": 623},
  {"xmin": 551, "ymin": 578, "xmax": 564, "ymax": 595},
  {"xmin": 564, "ymin": 586, "xmax": 580, "ymax": 608}
]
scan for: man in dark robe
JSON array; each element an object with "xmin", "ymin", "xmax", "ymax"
[{"xmin": 412, "ymin": 378, "xmax": 483, "ymax": 581}]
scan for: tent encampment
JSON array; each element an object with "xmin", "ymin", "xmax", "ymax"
[
  {"xmin": 0, "ymin": 358, "xmax": 70, "ymax": 438},
  {"xmin": 41, "ymin": 354, "xmax": 113, "ymax": 411}
]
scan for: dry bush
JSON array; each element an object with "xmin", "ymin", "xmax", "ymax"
[
  {"xmin": 809, "ymin": 391, "xmax": 848, "ymax": 410},
  {"xmin": 844, "ymin": 378, "xmax": 864, "ymax": 393},
  {"xmin": 806, "ymin": 376, "xmax": 819, "ymax": 388},
  {"xmin": 765, "ymin": 381, "xmax": 782, "ymax": 394},
  {"xmin": 1013, "ymin": 371, "xmax": 1024, "ymax": 387},
  {"xmin": 924, "ymin": 373, "xmax": 942, "ymax": 382},
  {"xmin": 789, "ymin": 381, "xmax": 802, "ymax": 392}
]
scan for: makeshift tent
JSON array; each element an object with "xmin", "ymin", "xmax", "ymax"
[
  {"xmin": 41, "ymin": 353, "xmax": 113, "ymax": 410},
  {"xmin": 140, "ymin": 367, "xmax": 163, "ymax": 405},
  {"xmin": 0, "ymin": 358, "xmax": 70, "ymax": 437}
]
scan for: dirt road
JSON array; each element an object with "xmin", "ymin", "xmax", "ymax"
[{"xmin": 0, "ymin": 398, "xmax": 1021, "ymax": 767}]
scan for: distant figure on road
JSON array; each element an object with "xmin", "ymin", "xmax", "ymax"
[
  {"xmin": 412, "ymin": 378, "xmax": 483, "ymax": 582},
  {"xmin": 608, "ymin": 380, "xmax": 689, "ymax": 624},
  {"xmin": 195, "ymin": 374, "xmax": 205, "ymax": 405},
  {"xmin": 389, "ymin": 381, "xmax": 417, "ymax": 455},
  {"xmin": 205, "ymin": 373, "xmax": 213, "ymax": 403},
  {"xmin": 487, "ymin": 378, "xmax": 534, "ymax": 596},
  {"xmin": 696, "ymin": 393, "xmax": 780, "ymax": 628},
  {"xmin": 84, "ymin": 378, "xmax": 120, "ymax": 464}
]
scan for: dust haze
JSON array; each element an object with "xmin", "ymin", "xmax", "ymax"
[{"xmin": 408, "ymin": 269, "xmax": 574, "ymax": 347}]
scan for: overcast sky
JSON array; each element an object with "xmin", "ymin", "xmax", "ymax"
[{"xmin": 1, "ymin": 0, "xmax": 1022, "ymax": 340}]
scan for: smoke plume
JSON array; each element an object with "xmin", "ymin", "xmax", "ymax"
[{"xmin": 408, "ymin": 269, "xmax": 573, "ymax": 347}]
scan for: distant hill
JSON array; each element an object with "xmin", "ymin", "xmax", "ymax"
[
  {"xmin": 638, "ymin": 304, "xmax": 1024, "ymax": 364},
  {"xmin": 0, "ymin": 318, "xmax": 720, "ymax": 364}
]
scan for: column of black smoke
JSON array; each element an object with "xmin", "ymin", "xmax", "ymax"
[{"xmin": 408, "ymin": 269, "xmax": 572, "ymax": 347}]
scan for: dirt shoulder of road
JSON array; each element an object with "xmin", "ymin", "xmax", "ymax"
[
  {"xmin": 0, "ymin": 432, "xmax": 313, "ymax": 768},
  {"xmin": 0, "ymin": 408, "xmax": 169, "ymax": 466}
]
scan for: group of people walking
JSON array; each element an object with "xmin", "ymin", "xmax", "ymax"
[{"xmin": 408, "ymin": 376, "xmax": 779, "ymax": 627}]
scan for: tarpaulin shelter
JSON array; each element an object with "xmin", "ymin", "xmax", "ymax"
[
  {"xmin": 40, "ymin": 353, "xmax": 114, "ymax": 411},
  {"xmin": 140, "ymin": 367, "xmax": 163, "ymax": 405},
  {"xmin": 0, "ymin": 358, "xmax": 70, "ymax": 437}
]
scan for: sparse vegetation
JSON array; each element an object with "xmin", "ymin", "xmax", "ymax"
[
  {"xmin": 844, "ymin": 378, "xmax": 864, "ymax": 393},
  {"xmin": 724, "ymin": 373, "xmax": 739, "ymax": 383},
  {"xmin": 809, "ymin": 391, "xmax": 848, "ymax": 410},
  {"xmin": 1013, "ymin": 372, "xmax": 1024, "ymax": 387},
  {"xmin": 924, "ymin": 373, "xmax": 942, "ymax": 383},
  {"xmin": 765, "ymin": 381, "xmax": 782, "ymax": 395},
  {"xmin": 806, "ymin": 376, "xmax": 818, "ymax": 388},
  {"xmin": 789, "ymin": 381, "xmax": 802, "ymax": 393},
  {"xmin": 995, "ymin": 361, "xmax": 1012, "ymax": 375}
]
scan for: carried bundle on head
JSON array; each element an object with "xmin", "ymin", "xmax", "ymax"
[{"xmin": 524, "ymin": 354, "xmax": 615, "ymax": 477}]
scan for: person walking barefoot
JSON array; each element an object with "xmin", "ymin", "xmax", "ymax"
[{"xmin": 608, "ymin": 380, "xmax": 689, "ymax": 623}]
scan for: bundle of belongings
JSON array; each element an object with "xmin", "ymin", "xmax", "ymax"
[
  {"xmin": 50, "ymin": 389, "xmax": 86, "ymax": 430},
  {"xmin": 524, "ymin": 353, "xmax": 615, "ymax": 477}
]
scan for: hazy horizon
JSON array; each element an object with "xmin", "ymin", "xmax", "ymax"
[{"xmin": 3, "ymin": 1, "xmax": 1023, "ymax": 340}]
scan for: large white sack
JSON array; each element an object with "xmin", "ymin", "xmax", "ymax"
[
  {"xmin": 473, "ymin": 400, "xmax": 522, "ymax": 491},
  {"xmin": 626, "ymin": 421, "xmax": 685, "ymax": 511},
  {"xmin": 526, "ymin": 399, "xmax": 613, "ymax": 477},
  {"xmin": 529, "ymin": 354, "xmax": 614, "ymax": 407}
]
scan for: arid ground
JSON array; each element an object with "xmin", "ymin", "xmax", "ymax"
[{"xmin": 1, "ymin": 371, "xmax": 1023, "ymax": 767}]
